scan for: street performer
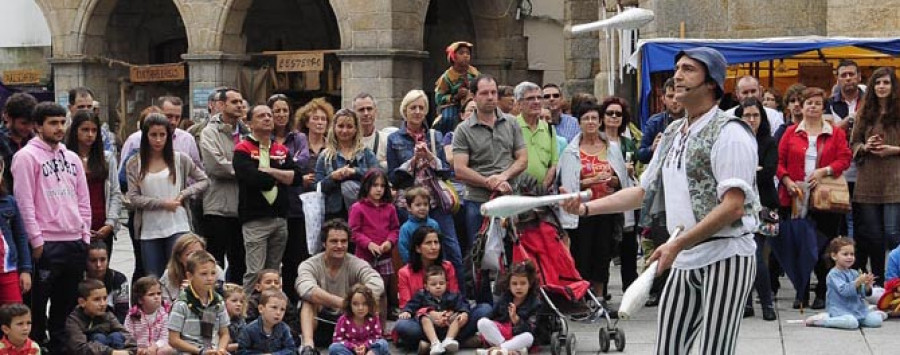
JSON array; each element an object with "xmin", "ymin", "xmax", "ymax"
[{"xmin": 561, "ymin": 47, "xmax": 760, "ymax": 354}]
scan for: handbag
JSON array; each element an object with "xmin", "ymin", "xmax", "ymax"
[
  {"xmin": 299, "ymin": 183, "xmax": 325, "ymax": 254},
  {"xmin": 758, "ymin": 207, "xmax": 780, "ymax": 237},
  {"xmin": 423, "ymin": 129, "xmax": 460, "ymax": 214},
  {"xmin": 810, "ymin": 175, "xmax": 851, "ymax": 214}
]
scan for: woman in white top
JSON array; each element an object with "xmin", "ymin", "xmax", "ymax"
[{"xmin": 126, "ymin": 113, "xmax": 209, "ymax": 277}]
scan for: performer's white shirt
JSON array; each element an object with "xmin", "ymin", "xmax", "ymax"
[{"xmin": 640, "ymin": 106, "xmax": 758, "ymax": 269}]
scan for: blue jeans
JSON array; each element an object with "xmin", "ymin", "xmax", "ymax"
[
  {"xmin": 432, "ymin": 211, "xmax": 464, "ymax": 295},
  {"xmin": 328, "ymin": 339, "xmax": 390, "ymax": 355},
  {"xmin": 141, "ymin": 233, "xmax": 183, "ymax": 277},
  {"xmin": 814, "ymin": 313, "xmax": 883, "ymax": 329},
  {"xmin": 90, "ymin": 332, "xmax": 126, "ymax": 349},
  {"xmin": 394, "ymin": 303, "xmax": 492, "ymax": 349},
  {"xmin": 854, "ymin": 203, "xmax": 900, "ymax": 284}
]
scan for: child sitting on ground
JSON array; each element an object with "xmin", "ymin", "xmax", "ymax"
[
  {"xmin": 806, "ymin": 238, "xmax": 887, "ymax": 329},
  {"xmin": 222, "ymin": 283, "xmax": 246, "ymax": 354},
  {"xmin": 477, "ymin": 261, "xmax": 541, "ymax": 355},
  {"xmin": 236, "ymin": 289, "xmax": 296, "ymax": 354},
  {"xmin": 244, "ymin": 270, "xmax": 300, "ymax": 343},
  {"xmin": 329, "ymin": 284, "xmax": 389, "ymax": 355},
  {"xmin": 167, "ymin": 251, "xmax": 230, "ymax": 355},
  {"xmin": 65, "ymin": 279, "xmax": 137, "ymax": 354},
  {"xmin": 0, "ymin": 303, "xmax": 41, "ymax": 354},
  {"xmin": 124, "ymin": 276, "xmax": 174, "ymax": 355},
  {"xmin": 400, "ymin": 265, "xmax": 470, "ymax": 354},
  {"xmin": 85, "ymin": 241, "xmax": 130, "ymax": 323}
]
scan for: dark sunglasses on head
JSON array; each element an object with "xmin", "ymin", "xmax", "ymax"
[
  {"xmin": 605, "ymin": 111, "xmax": 623, "ymax": 118},
  {"xmin": 543, "ymin": 93, "xmax": 561, "ymax": 99}
]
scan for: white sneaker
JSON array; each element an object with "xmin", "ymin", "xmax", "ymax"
[
  {"xmin": 442, "ymin": 339, "xmax": 459, "ymax": 353},
  {"xmin": 475, "ymin": 349, "xmax": 490, "ymax": 355},
  {"xmin": 430, "ymin": 342, "xmax": 446, "ymax": 355}
]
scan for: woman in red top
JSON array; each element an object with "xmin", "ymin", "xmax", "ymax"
[
  {"xmin": 776, "ymin": 87, "xmax": 852, "ymax": 309},
  {"xmin": 393, "ymin": 226, "xmax": 490, "ymax": 350},
  {"xmin": 64, "ymin": 110, "xmax": 122, "ymax": 258}
]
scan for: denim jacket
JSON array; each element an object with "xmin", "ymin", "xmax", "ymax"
[
  {"xmin": 315, "ymin": 148, "xmax": 380, "ymax": 214},
  {"xmin": 386, "ymin": 124, "xmax": 449, "ymax": 188},
  {"xmin": 0, "ymin": 195, "xmax": 31, "ymax": 274}
]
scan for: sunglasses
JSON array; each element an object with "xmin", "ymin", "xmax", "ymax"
[
  {"xmin": 605, "ymin": 111, "xmax": 623, "ymax": 118},
  {"xmin": 543, "ymin": 93, "xmax": 561, "ymax": 99}
]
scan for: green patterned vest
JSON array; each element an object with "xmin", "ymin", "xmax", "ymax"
[{"xmin": 639, "ymin": 110, "xmax": 760, "ymax": 228}]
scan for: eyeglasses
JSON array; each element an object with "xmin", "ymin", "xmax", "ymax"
[
  {"xmin": 543, "ymin": 93, "xmax": 561, "ymax": 99},
  {"xmin": 605, "ymin": 111, "xmax": 623, "ymax": 118}
]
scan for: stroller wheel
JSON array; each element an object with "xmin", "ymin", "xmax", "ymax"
[
  {"xmin": 565, "ymin": 333, "xmax": 577, "ymax": 355},
  {"xmin": 550, "ymin": 332, "xmax": 561, "ymax": 355},
  {"xmin": 614, "ymin": 328, "xmax": 626, "ymax": 352},
  {"xmin": 598, "ymin": 328, "xmax": 610, "ymax": 353}
]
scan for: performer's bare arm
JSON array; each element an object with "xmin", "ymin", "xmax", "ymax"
[
  {"xmin": 560, "ymin": 186, "xmax": 644, "ymax": 215},
  {"xmin": 649, "ymin": 187, "xmax": 746, "ymax": 271}
]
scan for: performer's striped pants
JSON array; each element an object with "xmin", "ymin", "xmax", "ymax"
[{"xmin": 654, "ymin": 254, "xmax": 756, "ymax": 355}]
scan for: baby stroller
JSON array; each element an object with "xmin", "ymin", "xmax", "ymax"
[{"xmin": 472, "ymin": 201, "xmax": 625, "ymax": 354}]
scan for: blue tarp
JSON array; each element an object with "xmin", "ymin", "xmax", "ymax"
[{"xmin": 629, "ymin": 37, "xmax": 900, "ymax": 125}]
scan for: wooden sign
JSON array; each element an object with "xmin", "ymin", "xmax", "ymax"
[
  {"xmin": 276, "ymin": 53, "xmax": 324, "ymax": 72},
  {"xmin": 130, "ymin": 63, "xmax": 185, "ymax": 83},
  {"xmin": 2, "ymin": 69, "xmax": 42, "ymax": 85}
]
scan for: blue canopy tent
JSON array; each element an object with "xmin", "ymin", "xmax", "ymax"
[{"xmin": 626, "ymin": 36, "xmax": 900, "ymax": 126}]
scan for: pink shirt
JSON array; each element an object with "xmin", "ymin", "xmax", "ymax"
[
  {"xmin": 348, "ymin": 198, "xmax": 400, "ymax": 262},
  {"xmin": 332, "ymin": 314, "xmax": 382, "ymax": 349}
]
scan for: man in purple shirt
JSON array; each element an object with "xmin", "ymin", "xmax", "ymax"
[{"xmin": 119, "ymin": 96, "xmax": 202, "ymax": 168}]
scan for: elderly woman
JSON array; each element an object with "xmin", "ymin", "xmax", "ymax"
[
  {"xmin": 315, "ymin": 108, "xmax": 380, "ymax": 221},
  {"xmin": 777, "ymin": 87, "xmax": 852, "ymax": 310},
  {"xmin": 268, "ymin": 94, "xmax": 312, "ymax": 303},
  {"xmin": 386, "ymin": 89, "xmax": 463, "ymax": 290},
  {"xmin": 558, "ymin": 100, "xmax": 632, "ymax": 300}
]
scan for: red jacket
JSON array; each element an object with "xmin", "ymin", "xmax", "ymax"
[{"xmin": 776, "ymin": 121, "xmax": 852, "ymax": 206}]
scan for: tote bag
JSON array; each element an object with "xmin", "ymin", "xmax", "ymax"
[{"xmin": 299, "ymin": 183, "xmax": 325, "ymax": 254}]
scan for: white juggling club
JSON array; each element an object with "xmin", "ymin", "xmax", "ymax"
[
  {"xmin": 618, "ymin": 225, "xmax": 685, "ymax": 320},
  {"xmin": 480, "ymin": 190, "xmax": 592, "ymax": 218}
]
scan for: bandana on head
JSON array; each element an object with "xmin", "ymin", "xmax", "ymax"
[{"xmin": 446, "ymin": 41, "xmax": 474, "ymax": 64}]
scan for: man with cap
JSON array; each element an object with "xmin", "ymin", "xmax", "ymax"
[
  {"xmin": 561, "ymin": 47, "xmax": 759, "ymax": 354},
  {"xmin": 434, "ymin": 41, "xmax": 479, "ymax": 134}
]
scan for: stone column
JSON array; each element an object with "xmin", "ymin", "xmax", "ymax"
[
  {"xmin": 337, "ymin": 49, "xmax": 428, "ymax": 128},
  {"xmin": 181, "ymin": 53, "xmax": 249, "ymax": 121},
  {"xmin": 563, "ymin": 0, "xmax": 600, "ymax": 96}
]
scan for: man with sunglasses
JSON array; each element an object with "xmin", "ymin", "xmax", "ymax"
[{"xmin": 541, "ymin": 83, "xmax": 580, "ymax": 143}]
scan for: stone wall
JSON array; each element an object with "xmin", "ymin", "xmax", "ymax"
[
  {"xmin": 638, "ymin": 0, "xmax": 826, "ymax": 39},
  {"xmin": 0, "ymin": 47, "xmax": 52, "ymax": 85},
  {"xmin": 827, "ymin": 0, "xmax": 900, "ymax": 36},
  {"xmin": 563, "ymin": 0, "xmax": 600, "ymax": 96}
]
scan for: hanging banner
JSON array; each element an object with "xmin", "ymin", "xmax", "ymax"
[
  {"xmin": 276, "ymin": 53, "xmax": 324, "ymax": 72},
  {"xmin": 130, "ymin": 63, "xmax": 185, "ymax": 83}
]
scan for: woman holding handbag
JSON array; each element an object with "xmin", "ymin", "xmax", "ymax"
[
  {"xmin": 777, "ymin": 87, "xmax": 852, "ymax": 310},
  {"xmin": 736, "ymin": 97, "xmax": 778, "ymax": 321},
  {"xmin": 386, "ymin": 89, "xmax": 463, "ymax": 290},
  {"xmin": 850, "ymin": 67, "xmax": 900, "ymax": 285}
]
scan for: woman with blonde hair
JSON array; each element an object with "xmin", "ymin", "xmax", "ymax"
[
  {"xmin": 315, "ymin": 108, "xmax": 379, "ymax": 221},
  {"xmin": 386, "ymin": 89, "xmax": 463, "ymax": 290}
]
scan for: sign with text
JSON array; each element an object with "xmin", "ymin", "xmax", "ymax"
[
  {"xmin": 276, "ymin": 53, "xmax": 324, "ymax": 72},
  {"xmin": 130, "ymin": 63, "xmax": 185, "ymax": 83},
  {"xmin": 2, "ymin": 69, "xmax": 42, "ymax": 85}
]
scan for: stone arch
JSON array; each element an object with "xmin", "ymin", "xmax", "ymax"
[
  {"xmin": 217, "ymin": 0, "xmax": 343, "ymax": 54},
  {"xmin": 69, "ymin": 0, "xmax": 191, "ymax": 57}
]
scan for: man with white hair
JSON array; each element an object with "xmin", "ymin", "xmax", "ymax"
[
  {"xmin": 352, "ymin": 92, "xmax": 388, "ymax": 169},
  {"xmin": 725, "ymin": 76, "xmax": 783, "ymax": 135},
  {"xmin": 515, "ymin": 81, "xmax": 558, "ymax": 190}
]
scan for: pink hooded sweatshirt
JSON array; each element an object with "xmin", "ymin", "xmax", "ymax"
[{"xmin": 11, "ymin": 137, "xmax": 91, "ymax": 248}]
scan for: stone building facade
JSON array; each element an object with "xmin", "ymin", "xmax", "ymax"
[{"xmin": 28, "ymin": 0, "xmax": 598, "ymax": 132}]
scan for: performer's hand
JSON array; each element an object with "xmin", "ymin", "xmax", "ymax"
[
  {"xmin": 558, "ymin": 187, "xmax": 583, "ymax": 215},
  {"xmin": 648, "ymin": 240, "xmax": 681, "ymax": 273}
]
